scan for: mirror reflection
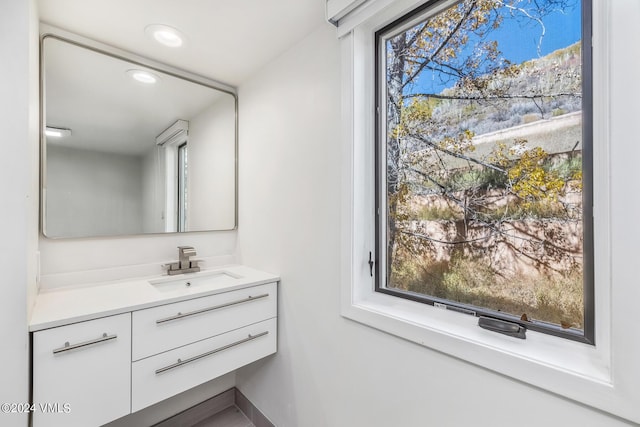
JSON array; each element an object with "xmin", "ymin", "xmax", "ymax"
[{"xmin": 42, "ymin": 36, "xmax": 237, "ymax": 238}]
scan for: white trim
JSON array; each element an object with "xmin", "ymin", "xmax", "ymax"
[
  {"xmin": 339, "ymin": 0, "xmax": 640, "ymax": 423},
  {"xmin": 334, "ymin": 0, "xmax": 434, "ymax": 38},
  {"xmin": 590, "ymin": 0, "xmax": 612, "ymax": 380},
  {"xmin": 162, "ymin": 137, "xmax": 187, "ymax": 233},
  {"xmin": 156, "ymin": 119, "xmax": 189, "ymax": 147},
  {"xmin": 154, "ymin": 120, "xmax": 189, "ymax": 232},
  {"xmin": 327, "ymin": 0, "xmax": 369, "ymax": 25}
]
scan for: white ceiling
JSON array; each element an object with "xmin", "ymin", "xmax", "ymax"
[
  {"xmin": 44, "ymin": 37, "xmax": 232, "ymax": 155},
  {"xmin": 39, "ymin": 0, "xmax": 329, "ymax": 156},
  {"xmin": 38, "ymin": 0, "xmax": 328, "ymax": 86}
]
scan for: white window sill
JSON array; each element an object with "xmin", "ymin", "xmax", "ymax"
[{"xmin": 342, "ymin": 289, "xmax": 611, "ymax": 390}]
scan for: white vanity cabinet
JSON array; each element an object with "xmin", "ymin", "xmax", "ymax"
[
  {"xmin": 131, "ymin": 282, "xmax": 277, "ymax": 411},
  {"xmin": 32, "ymin": 313, "xmax": 132, "ymax": 427},
  {"xmin": 30, "ymin": 267, "xmax": 279, "ymax": 427}
]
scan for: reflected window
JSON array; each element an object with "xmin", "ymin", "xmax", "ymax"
[{"xmin": 178, "ymin": 142, "xmax": 188, "ymax": 232}]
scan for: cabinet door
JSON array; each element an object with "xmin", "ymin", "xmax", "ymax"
[{"xmin": 32, "ymin": 313, "xmax": 131, "ymax": 427}]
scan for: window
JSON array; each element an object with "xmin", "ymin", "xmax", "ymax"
[
  {"xmin": 375, "ymin": 0, "xmax": 592, "ymax": 342},
  {"xmin": 338, "ymin": 0, "xmax": 640, "ymax": 422},
  {"xmin": 178, "ymin": 142, "xmax": 188, "ymax": 232},
  {"xmin": 157, "ymin": 119, "xmax": 189, "ymax": 232}
]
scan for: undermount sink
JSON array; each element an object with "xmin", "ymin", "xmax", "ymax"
[{"xmin": 149, "ymin": 270, "xmax": 242, "ymax": 293}]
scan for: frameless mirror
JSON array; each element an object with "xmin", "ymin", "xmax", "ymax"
[{"xmin": 41, "ymin": 35, "xmax": 237, "ymax": 238}]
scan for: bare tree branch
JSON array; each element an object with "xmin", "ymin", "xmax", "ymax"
[
  {"xmin": 401, "ymin": 0, "xmax": 478, "ymax": 90},
  {"xmin": 399, "ymin": 229, "xmax": 491, "ymax": 245},
  {"xmin": 407, "ymin": 132, "xmax": 506, "ymax": 173}
]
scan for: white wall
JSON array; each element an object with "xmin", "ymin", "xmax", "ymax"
[
  {"xmin": 39, "ymin": 137, "xmax": 238, "ymax": 288},
  {"xmin": 141, "ymin": 146, "xmax": 166, "ymax": 233},
  {"xmin": 39, "ymin": 228, "xmax": 237, "ymax": 290},
  {"xmin": 0, "ymin": 1, "xmax": 39, "ymax": 427},
  {"xmin": 188, "ymin": 94, "xmax": 236, "ymax": 231},
  {"xmin": 45, "ymin": 145, "xmax": 144, "ymax": 237},
  {"xmin": 236, "ymin": 22, "xmax": 637, "ymax": 427}
]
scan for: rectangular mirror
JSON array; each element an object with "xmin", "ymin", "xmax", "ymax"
[{"xmin": 41, "ymin": 34, "xmax": 237, "ymax": 238}]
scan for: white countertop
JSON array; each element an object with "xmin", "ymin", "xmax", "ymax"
[{"xmin": 30, "ymin": 265, "xmax": 279, "ymax": 332}]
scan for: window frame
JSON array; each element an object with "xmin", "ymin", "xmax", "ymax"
[
  {"xmin": 161, "ymin": 129, "xmax": 188, "ymax": 233},
  {"xmin": 372, "ymin": 0, "xmax": 595, "ymax": 344},
  {"xmin": 177, "ymin": 142, "xmax": 188, "ymax": 232},
  {"xmin": 337, "ymin": 0, "xmax": 640, "ymax": 423}
]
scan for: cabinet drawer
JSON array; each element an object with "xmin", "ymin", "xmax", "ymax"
[
  {"xmin": 132, "ymin": 317, "xmax": 277, "ymax": 412},
  {"xmin": 132, "ymin": 282, "xmax": 276, "ymax": 360},
  {"xmin": 32, "ymin": 313, "xmax": 131, "ymax": 427}
]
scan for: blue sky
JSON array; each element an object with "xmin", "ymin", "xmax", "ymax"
[
  {"xmin": 400, "ymin": 1, "xmax": 582, "ymax": 95},
  {"xmin": 497, "ymin": 2, "xmax": 581, "ymax": 62}
]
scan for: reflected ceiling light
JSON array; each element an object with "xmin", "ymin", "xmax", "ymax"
[
  {"xmin": 145, "ymin": 24, "xmax": 185, "ymax": 48},
  {"xmin": 45, "ymin": 126, "xmax": 71, "ymax": 138},
  {"xmin": 127, "ymin": 69, "xmax": 159, "ymax": 84}
]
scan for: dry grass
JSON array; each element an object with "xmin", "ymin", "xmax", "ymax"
[{"xmin": 389, "ymin": 250, "xmax": 584, "ymax": 329}]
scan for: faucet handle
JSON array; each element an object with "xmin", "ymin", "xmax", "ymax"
[
  {"xmin": 178, "ymin": 246, "xmax": 197, "ymax": 256},
  {"xmin": 162, "ymin": 262, "xmax": 179, "ymax": 271}
]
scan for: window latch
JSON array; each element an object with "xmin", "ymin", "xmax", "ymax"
[
  {"xmin": 368, "ymin": 251, "xmax": 374, "ymax": 277},
  {"xmin": 478, "ymin": 316, "xmax": 526, "ymax": 339}
]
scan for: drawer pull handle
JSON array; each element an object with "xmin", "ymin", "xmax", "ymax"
[
  {"xmin": 155, "ymin": 293, "xmax": 270, "ymax": 324},
  {"xmin": 52, "ymin": 333, "xmax": 117, "ymax": 354},
  {"xmin": 155, "ymin": 331, "xmax": 269, "ymax": 375}
]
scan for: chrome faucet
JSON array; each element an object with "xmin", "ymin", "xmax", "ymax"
[
  {"xmin": 178, "ymin": 246, "xmax": 196, "ymax": 269},
  {"xmin": 164, "ymin": 246, "xmax": 201, "ymax": 275}
]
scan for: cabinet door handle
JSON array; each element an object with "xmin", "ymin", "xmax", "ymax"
[
  {"xmin": 155, "ymin": 331, "xmax": 269, "ymax": 375},
  {"xmin": 52, "ymin": 333, "xmax": 117, "ymax": 354},
  {"xmin": 155, "ymin": 293, "xmax": 270, "ymax": 325}
]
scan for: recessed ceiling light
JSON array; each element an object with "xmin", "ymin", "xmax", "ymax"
[
  {"xmin": 145, "ymin": 24, "xmax": 185, "ymax": 48},
  {"xmin": 127, "ymin": 69, "xmax": 159, "ymax": 84},
  {"xmin": 45, "ymin": 126, "xmax": 72, "ymax": 138}
]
